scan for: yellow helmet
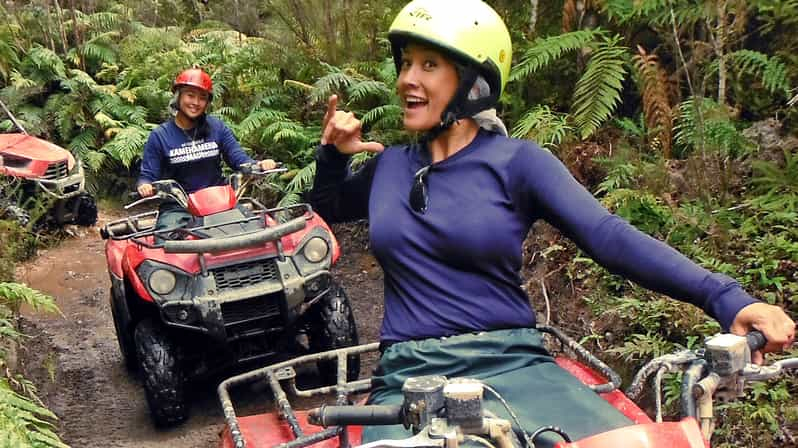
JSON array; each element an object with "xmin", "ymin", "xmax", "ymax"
[{"xmin": 388, "ymin": 0, "xmax": 512, "ymax": 96}]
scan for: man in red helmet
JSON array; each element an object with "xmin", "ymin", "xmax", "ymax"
[{"xmin": 137, "ymin": 68, "xmax": 276, "ymax": 228}]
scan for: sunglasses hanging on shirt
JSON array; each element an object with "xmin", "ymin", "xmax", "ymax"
[{"xmin": 410, "ymin": 165, "xmax": 431, "ymax": 214}]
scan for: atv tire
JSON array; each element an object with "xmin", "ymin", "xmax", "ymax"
[
  {"xmin": 134, "ymin": 318, "xmax": 188, "ymax": 427},
  {"xmin": 308, "ymin": 282, "xmax": 360, "ymax": 385},
  {"xmin": 74, "ymin": 193, "xmax": 97, "ymax": 226},
  {"xmin": 110, "ymin": 289, "xmax": 137, "ymax": 371},
  {"xmin": 1, "ymin": 203, "xmax": 30, "ymax": 227}
]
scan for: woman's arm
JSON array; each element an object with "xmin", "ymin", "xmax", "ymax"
[
  {"xmin": 309, "ymin": 145, "xmax": 379, "ymax": 223},
  {"xmin": 513, "ymin": 145, "xmax": 793, "ymax": 344}
]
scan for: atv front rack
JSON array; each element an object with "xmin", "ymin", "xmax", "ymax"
[
  {"xmin": 102, "ymin": 203, "xmax": 314, "ymax": 250},
  {"xmin": 217, "ymin": 326, "xmax": 623, "ymax": 448},
  {"xmin": 219, "ymin": 343, "xmax": 379, "ymax": 448}
]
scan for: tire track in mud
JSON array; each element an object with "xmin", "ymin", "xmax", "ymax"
[{"xmin": 16, "ymin": 217, "xmax": 383, "ymax": 448}]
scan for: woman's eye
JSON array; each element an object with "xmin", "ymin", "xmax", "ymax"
[{"xmin": 423, "ymin": 60, "xmax": 436, "ymax": 70}]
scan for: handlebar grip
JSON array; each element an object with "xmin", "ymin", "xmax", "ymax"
[
  {"xmin": 308, "ymin": 404, "xmax": 403, "ymax": 427},
  {"xmin": 746, "ymin": 330, "xmax": 767, "ymax": 352}
]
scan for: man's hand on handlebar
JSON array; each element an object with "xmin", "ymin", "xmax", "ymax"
[
  {"xmin": 731, "ymin": 302, "xmax": 796, "ymax": 364},
  {"xmin": 258, "ymin": 159, "xmax": 278, "ymax": 171},
  {"xmin": 137, "ymin": 183, "xmax": 155, "ymax": 197}
]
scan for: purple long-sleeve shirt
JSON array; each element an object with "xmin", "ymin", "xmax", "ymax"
[
  {"xmin": 310, "ymin": 130, "xmax": 757, "ymax": 343},
  {"xmin": 138, "ymin": 116, "xmax": 254, "ymax": 193}
]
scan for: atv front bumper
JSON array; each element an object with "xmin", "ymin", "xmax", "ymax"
[
  {"xmin": 138, "ymin": 253, "xmax": 334, "ymax": 344},
  {"xmin": 34, "ymin": 162, "xmax": 86, "ymax": 200}
]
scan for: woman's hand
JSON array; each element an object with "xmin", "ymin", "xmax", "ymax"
[
  {"xmin": 730, "ymin": 302, "xmax": 795, "ymax": 364},
  {"xmin": 321, "ymin": 95, "xmax": 384, "ymax": 155},
  {"xmin": 137, "ymin": 183, "xmax": 154, "ymax": 197}
]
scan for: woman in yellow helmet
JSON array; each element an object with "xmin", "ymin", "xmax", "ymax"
[{"xmin": 310, "ymin": 0, "xmax": 795, "ymax": 445}]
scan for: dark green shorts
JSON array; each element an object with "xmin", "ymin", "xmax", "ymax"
[{"xmin": 364, "ymin": 328, "xmax": 632, "ymax": 447}]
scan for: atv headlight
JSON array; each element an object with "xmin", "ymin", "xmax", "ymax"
[
  {"xmin": 303, "ymin": 237, "xmax": 329, "ymax": 263},
  {"xmin": 149, "ymin": 269, "xmax": 176, "ymax": 295}
]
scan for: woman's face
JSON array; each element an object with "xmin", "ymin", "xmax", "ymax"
[
  {"xmin": 396, "ymin": 43, "xmax": 459, "ymax": 132},
  {"xmin": 178, "ymin": 85, "xmax": 210, "ymax": 120}
]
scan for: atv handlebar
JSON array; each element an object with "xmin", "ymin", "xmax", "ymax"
[
  {"xmin": 239, "ymin": 161, "xmax": 287, "ymax": 176},
  {"xmin": 163, "ymin": 215, "xmax": 307, "ymax": 253},
  {"xmin": 309, "ymin": 404, "xmax": 404, "ymax": 427}
]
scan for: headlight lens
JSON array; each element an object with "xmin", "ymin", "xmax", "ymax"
[
  {"xmin": 303, "ymin": 237, "xmax": 329, "ymax": 263},
  {"xmin": 149, "ymin": 269, "xmax": 177, "ymax": 295}
]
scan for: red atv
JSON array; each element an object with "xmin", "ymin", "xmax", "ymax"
[
  {"xmin": 0, "ymin": 132, "xmax": 97, "ymax": 226},
  {"xmin": 101, "ymin": 164, "xmax": 359, "ymax": 427},
  {"xmin": 217, "ymin": 327, "xmax": 797, "ymax": 448}
]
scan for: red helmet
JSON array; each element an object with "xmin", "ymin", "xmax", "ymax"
[{"xmin": 173, "ymin": 68, "xmax": 213, "ymax": 94}]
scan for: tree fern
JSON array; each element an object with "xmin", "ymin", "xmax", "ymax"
[
  {"xmin": 511, "ymin": 105, "xmax": 571, "ymax": 149},
  {"xmin": 673, "ymin": 97, "xmax": 753, "ymax": 157},
  {"xmin": 750, "ymin": 149, "xmax": 798, "ymax": 212},
  {"xmin": 572, "ymin": 35, "xmax": 628, "ymax": 139},
  {"xmin": 0, "ymin": 282, "xmax": 57, "ymax": 315},
  {"xmin": 20, "ymin": 46, "xmax": 66, "ymax": 84},
  {"xmin": 510, "ymin": 29, "xmax": 605, "ymax": 82}
]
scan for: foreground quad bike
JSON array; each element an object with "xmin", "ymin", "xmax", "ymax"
[
  {"xmin": 102, "ymin": 164, "xmax": 359, "ymax": 427},
  {"xmin": 0, "ymin": 133, "xmax": 97, "ymax": 226},
  {"xmin": 218, "ymin": 326, "xmax": 798, "ymax": 448}
]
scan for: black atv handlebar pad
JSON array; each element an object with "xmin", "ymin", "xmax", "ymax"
[
  {"xmin": 163, "ymin": 216, "xmax": 307, "ymax": 253},
  {"xmin": 746, "ymin": 330, "xmax": 767, "ymax": 352},
  {"xmin": 308, "ymin": 404, "xmax": 404, "ymax": 427}
]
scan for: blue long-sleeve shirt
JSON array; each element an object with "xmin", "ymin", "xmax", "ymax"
[
  {"xmin": 138, "ymin": 116, "xmax": 254, "ymax": 193},
  {"xmin": 310, "ymin": 130, "xmax": 758, "ymax": 343}
]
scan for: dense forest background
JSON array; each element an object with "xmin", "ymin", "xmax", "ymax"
[{"xmin": 0, "ymin": 0, "xmax": 797, "ymax": 446}]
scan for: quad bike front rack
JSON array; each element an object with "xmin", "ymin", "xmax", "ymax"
[{"xmin": 217, "ymin": 325, "xmax": 623, "ymax": 448}]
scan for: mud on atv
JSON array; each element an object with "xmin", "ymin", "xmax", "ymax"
[
  {"xmin": 0, "ymin": 133, "xmax": 97, "ymax": 227},
  {"xmin": 101, "ymin": 165, "xmax": 359, "ymax": 427}
]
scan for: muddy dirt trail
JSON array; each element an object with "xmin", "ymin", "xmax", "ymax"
[{"xmin": 16, "ymin": 214, "xmax": 383, "ymax": 448}]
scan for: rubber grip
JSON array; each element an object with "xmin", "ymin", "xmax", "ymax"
[
  {"xmin": 746, "ymin": 330, "xmax": 767, "ymax": 352},
  {"xmin": 308, "ymin": 404, "xmax": 403, "ymax": 427}
]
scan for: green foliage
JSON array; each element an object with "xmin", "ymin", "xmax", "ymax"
[
  {"xmin": 571, "ymin": 36, "xmax": 628, "ymax": 139},
  {"xmin": 510, "ymin": 29, "xmax": 605, "ymax": 82},
  {"xmin": 0, "ymin": 379, "xmax": 68, "ymax": 448},
  {"xmin": 750, "ymin": 149, "xmax": 798, "ymax": 212},
  {"xmin": 673, "ymin": 97, "xmax": 755, "ymax": 158},
  {"xmin": 510, "ymin": 105, "xmax": 571, "ymax": 149},
  {"xmin": 718, "ymin": 50, "xmax": 791, "ymax": 97}
]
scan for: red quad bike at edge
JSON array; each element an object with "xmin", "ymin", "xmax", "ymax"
[
  {"xmin": 217, "ymin": 326, "xmax": 798, "ymax": 448},
  {"xmin": 101, "ymin": 163, "xmax": 359, "ymax": 426},
  {"xmin": 0, "ymin": 133, "xmax": 98, "ymax": 226}
]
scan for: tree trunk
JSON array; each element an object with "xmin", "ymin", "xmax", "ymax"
[
  {"xmin": 323, "ymin": 0, "xmax": 337, "ymax": 64},
  {"xmin": 529, "ymin": 0, "xmax": 538, "ymax": 35},
  {"xmin": 714, "ymin": 0, "xmax": 728, "ymax": 106},
  {"xmin": 69, "ymin": 0, "xmax": 85, "ymax": 70},
  {"xmin": 52, "ymin": 0, "xmax": 69, "ymax": 55}
]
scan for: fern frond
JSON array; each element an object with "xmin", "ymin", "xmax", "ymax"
[
  {"xmin": 361, "ymin": 104, "xmax": 402, "ymax": 130},
  {"xmin": 0, "ymin": 282, "xmax": 57, "ymax": 314},
  {"xmin": 572, "ymin": 35, "xmax": 628, "ymax": 139},
  {"xmin": 0, "ymin": 379, "xmax": 68, "ymax": 448},
  {"xmin": 310, "ymin": 64, "xmax": 358, "ymax": 104},
  {"xmin": 727, "ymin": 50, "xmax": 791, "ymax": 97},
  {"xmin": 633, "ymin": 46, "xmax": 673, "ymax": 157},
  {"xmin": 347, "ymin": 80, "xmax": 392, "ymax": 104},
  {"xmin": 511, "ymin": 105, "xmax": 572, "ymax": 149},
  {"xmin": 100, "ymin": 126, "xmax": 148, "ymax": 168},
  {"xmin": 284, "ymin": 161, "xmax": 316, "ymax": 194},
  {"xmin": 238, "ymin": 109, "xmax": 287, "ymax": 140},
  {"xmin": 510, "ymin": 29, "xmax": 605, "ymax": 82}
]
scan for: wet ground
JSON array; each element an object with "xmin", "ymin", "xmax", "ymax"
[{"xmin": 16, "ymin": 215, "xmax": 384, "ymax": 448}]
